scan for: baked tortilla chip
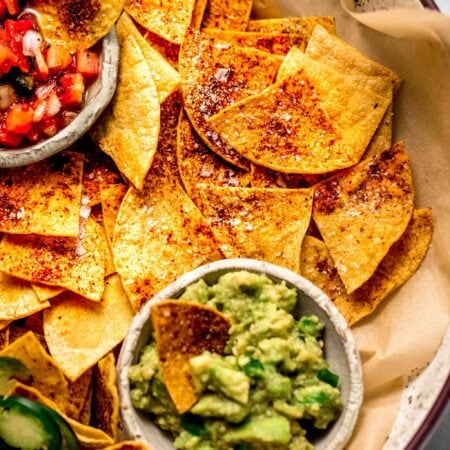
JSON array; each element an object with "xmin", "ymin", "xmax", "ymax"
[
  {"xmin": 0, "ymin": 273, "xmax": 50, "ymax": 321},
  {"xmin": 81, "ymin": 146, "xmax": 123, "ymax": 208},
  {"xmin": 203, "ymin": 29, "xmax": 307, "ymax": 54},
  {"xmin": 92, "ymin": 353, "xmax": 119, "ymax": 441},
  {"xmin": 313, "ymin": 142, "xmax": 414, "ymax": 294},
  {"xmin": 247, "ymin": 16, "xmax": 336, "ymax": 36},
  {"xmin": 125, "ymin": 0, "xmax": 196, "ymax": 44},
  {"xmin": 202, "ymin": 0, "xmax": 253, "ymax": 30},
  {"xmin": 101, "ymin": 184, "xmax": 128, "ymax": 248},
  {"xmin": 91, "ymin": 32, "xmax": 160, "ymax": 190},
  {"xmin": 364, "ymin": 103, "xmax": 393, "ymax": 159},
  {"xmin": 0, "ymin": 152, "xmax": 82, "ymax": 237},
  {"xmin": 208, "ymin": 48, "xmax": 391, "ymax": 174},
  {"xmin": 112, "ymin": 154, "xmax": 222, "ymax": 311},
  {"xmin": 31, "ymin": 284, "xmax": 65, "ymax": 302},
  {"xmin": 156, "ymin": 90, "xmax": 183, "ymax": 183},
  {"xmin": 301, "ymin": 210, "xmax": 433, "ymax": 325},
  {"xmin": 191, "ymin": 186, "xmax": 313, "ymax": 272},
  {"xmin": 104, "ymin": 442, "xmax": 152, "ymax": 450},
  {"xmin": 180, "ymin": 29, "xmax": 282, "ymax": 169},
  {"xmin": 143, "ymin": 29, "xmax": 180, "ymax": 68},
  {"xmin": 0, "ymin": 326, "xmax": 8, "ymax": 350},
  {"xmin": 67, "ymin": 368, "xmax": 93, "ymax": 421},
  {"xmin": 305, "ymin": 25, "xmax": 400, "ymax": 97},
  {"xmin": 7, "ymin": 382, "xmax": 114, "ymax": 448},
  {"xmin": 177, "ymin": 112, "xmax": 251, "ymax": 195},
  {"xmin": 43, "ymin": 274, "xmax": 133, "ymax": 381},
  {"xmin": 117, "ymin": 12, "xmax": 181, "ymax": 103},
  {"xmin": 191, "ymin": 0, "xmax": 208, "ymax": 29},
  {"xmin": 0, "ymin": 331, "xmax": 70, "ymax": 413},
  {"xmin": 152, "ymin": 300, "xmax": 230, "ymax": 413},
  {"xmin": 251, "ymin": 164, "xmax": 307, "ymax": 188},
  {"xmin": 0, "ymin": 217, "xmax": 105, "ymax": 301},
  {"xmin": 28, "ymin": 0, "xmax": 125, "ymax": 51}
]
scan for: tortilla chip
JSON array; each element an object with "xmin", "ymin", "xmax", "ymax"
[
  {"xmin": 191, "ymin": 186, "xmax": 313, "ymax": 272},
  {"xmin": 250, "ymin": 164, "xmax": 307, "ymax": 188},
  {"xmin": 0, "ymin": 217, "xmax": 105, "ymax": 301},
  {"xmin": 202, "ymin": 0, "xmax": 253, "ymax": 30},
  {"xmin": 0, "ymin": 152, "xmax": 83, "ymax": 237},
  {"xmin": 91, "ymin": 32, "xmax": 160, "ymax": 190},
  {"xmin": 103, "ymin": 442, "xmax": 152, "ymax": 450},
  {"xmin": 117, "ymin": 12, "xmax": 181, "ymax": 103},
  {"xmin": 0, "ymin": 331, "xmax": 70, "ymax": 413},
  {"xmin": 66, "ymin": 368, "xmax": 93, "ymax": 421},
  {"xmin": 302, "ymin": 210, "xmax": 433, "ymax": 325},
  {"xmin": 31, "ymin": 283, "xmax": 65, "ymax": 302},
  {"xmin": 101, "ymin": 184, "xmax": 128, "ymax": 248},
  {"xmin": 341, "ymin": 209, "xmax": 433, "ymax": 325},
  {"xmin": 43, "ymin": 274, "xmax": 133, "ymax": 381},
  {"xmin": 112, "ymin": 153, "xmax": 222, "ymax": 311},
  {"xmin": 0, "ymin": 326, "xmax": 9, "ymax": 350},
  {"xmin": 79, "ymin": 380, "xmax": 93, "ymax": 425},
  {"xmin": 177, "ymin": 112, "xmax": 251, "ymax": 195},
  {"xmin": 7, "ymin": 382, "xmax": 114, "ymax": 448},
  {"xmin": 312, "ymin": 142, "xmax": 414, "ymax": 294},
  {"xmin": 203, "ymin": 29, "xmax": 307, "ymax": 54},
  {"xmin": 191, "ymin": 0, "xmax": 208, "ymax": 29},
  {"xmin": 28, "ymin": 0, "xmax": 125, "ymax": 51},
  {"xmin": 247, "ymin": 16, "xmax": 336, "ymax": 36},
  {"xmin": 156, "ymin": 90, "xmax": 183, "ymax": 183},
  {"xmin": 143, "ymin": 29, "xmax": 180, "ymax": 68},
  {"xmin": 1, "ymin": 218, "xmax": 104, "ymax": 300},
  {"xmin": 81, "ymin": 146, "xmax": 123, "ymax": 208},
  {"xmin": 0, "ymin": 273, "xmax": 50, "ymax": 321},
  {"xmin": 125, "ymin": 0, "xmax": 196, "ymax": 44},
  {"xmin": 180, "ymin": 29, "xmax": 283, "ymax": 169},
  {"xmin": 364, "ymin": 102, "xmax": 394, "ymax": 159},
  {"xmin": 90, "ymin": 207, "xmax": 116, "ymax": 277},
  {"xmin": 208, "ymin": 48, "xmax": 391, "ymax": 174},
  {"xmin": 92, "ymin": 352, "xmax": 119, "ymax": 441},
  {"xmin": 152, "ymin": 300, "xmax": 230, "ymax": 413}
]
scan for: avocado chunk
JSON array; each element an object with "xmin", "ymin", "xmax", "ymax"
[
  {"xmin": 224, "ymin": 415, "xmax": 291, "ymax": 445},
  {"xmin": 190, "ymin": 353, "xmax": 250, "ymax": 404},
  {"xmin": 191, "ymin": 394, "xmax": 248, "ymax": 423}
]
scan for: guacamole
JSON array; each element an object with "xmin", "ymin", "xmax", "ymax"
[{"xmin": 129, "ymin": 271, "xmax": 343, "ymax": 449}]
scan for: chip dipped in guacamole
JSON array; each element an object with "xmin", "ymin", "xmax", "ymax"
[{"xmin": 129, "ymin": 271, "xmax": 343, "ymax": 449}]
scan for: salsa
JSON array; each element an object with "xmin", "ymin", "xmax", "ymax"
[
  {"xmin": 129, "ymin": 271, "xmax": 343, "ymax": 450},
  {"xmin": 0, "ymin": 0, "xmax": 100, "ymax": 148}
]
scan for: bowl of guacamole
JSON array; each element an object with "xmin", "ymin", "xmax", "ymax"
[{"xmin": 117, "ymin": 259, "xmax": 363, "ymax": 450}]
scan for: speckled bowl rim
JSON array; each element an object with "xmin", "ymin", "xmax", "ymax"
[
  {"xmin": 117, "ymin": 258, "xmax": 364, "ymax": 450},
  {"xmin": 0, "ymin": 27, "xmax": 119, "ymax": 168}
]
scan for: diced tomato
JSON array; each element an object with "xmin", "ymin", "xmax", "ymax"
[
  {"xmin": 0, "ymin": 1, "xmax": 7, "ymax": 20},
  {"xmin": 6, "ymin": 103, "xmax": 34, "ymax": 134},
  {"xmin": 0, "ymin": 127, "xmax": 22, "ymax": 147},
  {"xmin": 47, "ymin": 45, "xmax": 72, "ymax": 72},
  {"xmin": 4, "ymin": 0, "xmax": 19, "ymax": 16},
  {"xmin": 4, "ymin": 19, "xmax": 33, "ymax": 73},
  {"xmin": 0, "ymin": 43, "xmax": 18, "ymax": 75},
  {"xmin": 59, "ymin": 73, "xmax": 85, "ymax": 106},
  {"xmin": 5, "ymin": 19, "xmax": 34, "ymax": 35},
  {"xmin": 34, "ymin": 48, "xmax": 48, "ymax": 80},
  {"xmin": 76, "ymin": 49, "xmax": 100, "ymax": 78},
  {"xmin": 26, "ymin": 125, "xmax": 44, "ymax": 143},
  {"xmin": 40, "ymin": 116, "xmax": 58, "ymax": 137}
]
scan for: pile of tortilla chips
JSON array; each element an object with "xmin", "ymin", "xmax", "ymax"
[{"xmin": 0, "ymin": 0, "xmax": 433, "ymax": 447}]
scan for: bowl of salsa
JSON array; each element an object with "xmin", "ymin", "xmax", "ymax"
[
  {"xmin": 117, "ymin": 259, "xmax": 364, "ymax": 450},
  {"xmin": 0, "ymin": 1, "xmax": 119, "ymax": 167}
]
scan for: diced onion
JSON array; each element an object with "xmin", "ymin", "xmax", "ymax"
[
  {"xmin": 46, "ymin": 92, "xmax": 61, "ymax": 117},
  {"xmin": 0, "ymin": 85, "xmax": 16, "ymax": 110},
  {"xmin": 33, "ymin": 100, "xmax": 46, "ymax": 123},
  {"xmin": 35, "ymin": 84, "xmax": 53, "ymax": 99},
  {"xmin": 22, "ymin": 30, "xmax": 42, "ymax": 57}
]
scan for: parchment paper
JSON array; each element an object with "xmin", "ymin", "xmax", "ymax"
[{"xmin": 251, "ymin": 1, "xmax": 450, "ymax": 448}]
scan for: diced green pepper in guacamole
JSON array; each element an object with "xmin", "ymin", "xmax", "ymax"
[{"xmin": 129, "ymin": 271, "xmax": 343, "ymax": 449}]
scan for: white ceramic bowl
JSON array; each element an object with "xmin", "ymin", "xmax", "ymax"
[
  {"xmin": 117, "ymin": 259, "xmax": 364, "ymax": 450},
  {"xmin": 0, "ymin": 28, "xmax": 119, "ymax": 168}
]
